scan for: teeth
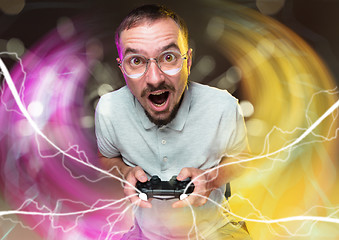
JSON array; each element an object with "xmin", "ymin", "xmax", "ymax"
[
  {"xmin": 148, "ymin": 91, "xmax": 168, "ymax": 107},
  {"xmin": 153, "ymin": 102, "xmax": 166, "ymax": 107},
  {"xmin": 151, "ymin": 91, "xmax": 166, "ymax": 96}
]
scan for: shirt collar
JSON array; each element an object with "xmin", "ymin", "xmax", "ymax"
[{"xmin": 134, "ymin": 83, "xmax": 191, "ymax": 131}]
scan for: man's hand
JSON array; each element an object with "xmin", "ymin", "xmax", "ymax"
[
  {"xmin": 123, "ymin": 166, "xmax": 152, "ymax": 208},
  {"xmin": 172, "ymin": 167, "xmax": 218, "ymax": 208},
  {"xmin": 171, "ymin": 157, "xmax": 242, "ymax": 208},
  {"xmin": 98, "ymin": 153, "xmax": 152, "ymax": 208}
]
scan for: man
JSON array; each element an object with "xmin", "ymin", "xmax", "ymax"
[{"xmin": 95, "ymin": 4, "xmax": 251, "ymax": 240}]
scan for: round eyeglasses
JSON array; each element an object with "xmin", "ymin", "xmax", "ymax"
[{"xmin": 118, "ymin": 50, "xmax": 188, "ymax": 79}]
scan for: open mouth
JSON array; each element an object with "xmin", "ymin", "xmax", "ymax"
[{"xmin": 148, "ymin": 91, "xmax": 169, "ymax": 107}]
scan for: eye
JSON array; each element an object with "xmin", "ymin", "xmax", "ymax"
[
  {"xmin": 125, "ymin": 55, "xmax": 146, "ymax": 67},
  {"xmin": 163, "ymin": 53, "xmax": 176, "ymax": 62},
  {"xmin": 130, "ymin": 57, "xmax": 142, "ymax": 66}
]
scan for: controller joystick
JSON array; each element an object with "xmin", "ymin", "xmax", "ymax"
[
  {"xmin": 150, "ymin": 175, "xmax": 161, "ymax": 184},
  {"xmin": 136, "ymin": 175, "xmax": 194, "ymax": 200}
]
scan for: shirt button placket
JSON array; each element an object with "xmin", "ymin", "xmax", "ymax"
[{"xmin": 158, "ymin": 129, "xmax": 169, "ymax": 172}]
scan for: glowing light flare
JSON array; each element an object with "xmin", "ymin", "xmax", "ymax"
[
  {"xmin": 0, "ymin": 28, "xmax": 138, "ymax": 238},
  {"xmin": 6, "ymin": 38, "xmax": 25, "ymax": 57},
  {"xmin": 246, "ymin": 118, "xmax": 269, "ymax": 137},
  {"xmin": 27, "ymin": 101, "xmax": 44, "ymax": 117},
  {"xmin": 0, "ymin": 0, "xmax": 25, "ymax": 15},
  {"xmin": 0, "ymin": 58, "xmax": 118, "ymax": 182},
  {"xmin": 57, "ymin": 17, "xmax": 76, "ymax": 41},
  {"xmin": 0, "ymin": 195, "xmax": 136, "ymax": 239},
  {"xmin": 192, "ymin": 193, "xmax": 339, "ymax": 237},
  {"xmin": 256, "ymin": 0, "xmax": 286, "ymax": 15},
  {"xmin": 97, "ymin": 83, "xmax": 114, "ymax": 97},
  {"xmin": 182, "ymin": 95, "xmax": 339, "ymax": 199},
  {"xmin": 15, "ymin": 118, "xmax": 35, "ymax": 136},
  {"xmin": 240, "ymin": 100, "xmax": 254, "ymax": 117},
  {"xmin": 204, "ymin": 2, "xmax": 339, "ymax": 239}
]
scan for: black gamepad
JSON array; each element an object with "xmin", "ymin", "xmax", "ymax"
[{"xmin": 136, "ymin": 175, "xmax": 195, "ymax": 200}]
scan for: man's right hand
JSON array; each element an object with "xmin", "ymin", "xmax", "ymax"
[
  {"xmin": 123, "ymin": 166, "xmax": 152, "ymax": 208},
  {"xmin": 98, "ymin": 153, "xmax": 152, "ymax": 208}
]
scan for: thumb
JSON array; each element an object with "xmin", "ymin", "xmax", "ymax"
[
  {"xmin": 134, "ymin": 167, "xmax": 148, "ymax": 182},
  {"xmin": 177, "ymin": 167, "xmax": 191, "ymax": 181}
]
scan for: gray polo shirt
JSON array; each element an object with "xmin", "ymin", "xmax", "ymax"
[{"xmin": 95, "ymin": 81, "xmax": 247, "ymax": 239}]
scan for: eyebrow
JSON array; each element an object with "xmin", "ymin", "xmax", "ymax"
[
  {"xmin": 124, "ymin": 48, "xmax": 139, "ymax": 56},
  {"xmin": 160, "ymin": 43, "xmax": 180, "ymax": 52},
  {"xmin": 123, "ymin": 42, "xmax": 181, "ymax": 57}
]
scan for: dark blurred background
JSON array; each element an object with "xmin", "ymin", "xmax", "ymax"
[{"xmin": 1, "ymin": 0, "xmax": 338, "ymax": 84}]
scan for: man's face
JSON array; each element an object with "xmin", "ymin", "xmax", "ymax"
[{"xmin": 117, "ymin": 18, "xmax": 192, "ymax": 126}]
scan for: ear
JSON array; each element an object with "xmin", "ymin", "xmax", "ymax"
[
  {"xmin": 116, "ymin": 58, "xmax": 123, "ymax": 72},
  {"xmin": 186, "ymin": 48, "xmax": 193, "ymax": 76}
]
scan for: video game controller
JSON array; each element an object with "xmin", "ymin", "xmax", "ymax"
[{"xmin": 136, "ymin": 175, "xmax": 195, "ymax": 201}]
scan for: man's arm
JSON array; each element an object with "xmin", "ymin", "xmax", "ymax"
[
  {"xmin": 99, "ymin": 152, "xmax": 130, "ymax": 177},
  {"xmin": 172, "ymin": 156, "xmax": 243, "ymax": 208},
  {"xmin": 206, "ymin": 156, "xmax": 243, "ymax": 191},
  {"xmin": 99, "ymin": 152, "xmax": 152, "ymax": 208}
]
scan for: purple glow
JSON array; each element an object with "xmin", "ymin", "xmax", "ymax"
[{"xmin": 0, "ymin": 22, "xmax": 131, "ymax": 239}]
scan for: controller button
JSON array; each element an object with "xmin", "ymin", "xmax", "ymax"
[
  {"xmin": 180, "ymin": 194, "xmax": 188, "ymax": 200},
  {"xmin": 139, "ymin": 193, "xmax": 148, "ymax": 201},
  {"xmin": 150, "ymin": 176, "xmax": 161, "ymax": 185}
]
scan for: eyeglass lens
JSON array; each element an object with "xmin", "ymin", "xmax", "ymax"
[{"xmin": 122, "ymin": 51, "xmax": 185, "ymax": 78}]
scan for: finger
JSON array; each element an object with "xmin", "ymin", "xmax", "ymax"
[
  {"xmin": 124, "ymin": 186, "xmax": 153, "ymax": 208},
  {"xmin": 177, "ymin": 167, "xmax": 192, "ymax": 181},
  {"xmin": 124, "ymin": 167, "xmax": 146, "ymax": 189},
  {"xmin": 129, "ymin": 195, "xmax": 152, "ymax": 208},
  {"xmin": 172, "ymin": 198, "xmax": 189, "ymax": 208},
  {"xmin": 172, "ymin": 179, "xmax": 209, "ymax": 208},
  {"xmin": 124, "ymin": 182, "xmax": 137, "ymax": 194},
  {"xmin": 137, "ymin": 199, "xmax": 152, "ymax": 208},
  {"xmin": 123, "ymin": 175, "xmax": 140, "ymax": 200},
  {"xmin": 124, "ymin": 167, "xmax": 152, "ymax": 208},
  {"xmin": 134, "ymin": 167, "xmax": 148, "ymax": 182}
]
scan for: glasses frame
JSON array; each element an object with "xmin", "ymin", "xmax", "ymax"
[{"xmin": 118, "ymin": 50, "xmax": 188, "ymax": 79}]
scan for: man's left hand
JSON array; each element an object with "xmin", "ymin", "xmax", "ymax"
[{"xmin": 172, "ymin": 167, "xmax": 218, "ymax": 208}]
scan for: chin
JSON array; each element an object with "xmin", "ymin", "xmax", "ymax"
[
  {"xmin": 145, "ymin": 111, "xmax": 172, "ymax": 127},
  {"xmin": 146, "ymin": 100, "xmax": 181, "ymax": 127}
]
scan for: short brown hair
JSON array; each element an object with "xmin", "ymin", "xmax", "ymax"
[{"xmin": 115, "ymin": 4, "xmax": 189, "ymax": 53}]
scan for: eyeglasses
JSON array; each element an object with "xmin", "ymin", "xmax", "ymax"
[{"xmin": 118, "ymin": 50, "xmax": 188, "ymax": 79}]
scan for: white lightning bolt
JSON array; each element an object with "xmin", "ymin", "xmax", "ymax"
[
  {"xmin": 181, "ymin": 91, "xmax": 339, "ymax": 238},
  {"xmin": 1, "ymin": 53, "xmax": 339, "ymax": 239},
  {"xmin": 0, "ymin": 52, "xmax": 27, "ymax": 116},
  {"xmin": 0, "ymin": 55, "xmax": 141, "ymax": 238},
  {"xmin": 192, "ymin": 193, "xmax": 339, "ymax": 238},
  {"xmin": 0, "ymin": 56, "xmax": 137, "ymax": 190}
]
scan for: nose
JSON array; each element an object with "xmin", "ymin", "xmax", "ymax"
[{"xmin": 145, "ymin": 59, "xmax": 165, "ymax": 87}]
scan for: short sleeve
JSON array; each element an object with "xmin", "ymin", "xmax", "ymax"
[
  {"xmin": 224, "ymin": 100, "xmax": 248, "ymax": 157},
  {"xmin": 94, "ymin": 96, "xmax": 121, "ymax": 158}
]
